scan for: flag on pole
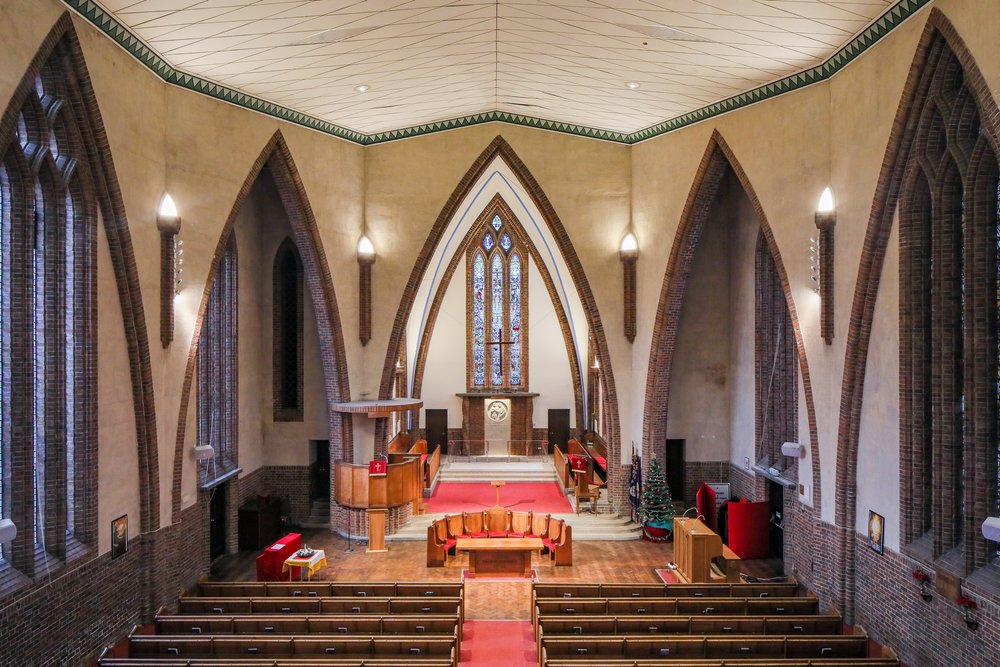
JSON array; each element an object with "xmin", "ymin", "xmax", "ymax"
[{"xmin": 628, "ymin": 445, "xmax": 641, "ymax": 523}]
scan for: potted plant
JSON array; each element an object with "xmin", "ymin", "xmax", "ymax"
[
  {"xmin": 912, "ymin": 570, "xmax": 932, "ymax": 602},
  {"xmin": 956, "ymin": 595, "xmax": 978, "ymax": 630}
]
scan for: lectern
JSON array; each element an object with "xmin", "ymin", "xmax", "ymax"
[{"xmin": 672, "ymin": 516, "xmax": 740, "ymax": 583}]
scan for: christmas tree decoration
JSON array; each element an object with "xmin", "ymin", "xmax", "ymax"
[{"xmin": 640, "ymin": 456, "xmax": 676, "ymax": 542}]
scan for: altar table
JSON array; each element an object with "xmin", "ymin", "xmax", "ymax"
[
  {"xmin": 455, "ymin": 537, "xmax": 543, "ymax": 576},
  {"xmin": 282, "ymin": 549, "xmax": 327, "ymax": 581}
]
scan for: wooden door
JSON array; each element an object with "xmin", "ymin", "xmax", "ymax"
[
  {"xmin": 210, "ymin": 483, "xmax": 227, "ymax": 560},
  {"xmin": 426, "ymin": 409, "xmax": 448, "ymax": 455},
  {"xmin": 547, "ymin": 409, "xmax": 570, "ymax": 454},
  {"xmin": 665, "ymin": 439, "xmax": 686, "ymax": 503},
  {"xmin": 310, "ymin": 440, "xmax": 330, "ymax": 501}
]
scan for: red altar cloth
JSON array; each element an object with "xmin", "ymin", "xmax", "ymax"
[{"xmin": 256, "ymin": 533, "xmax": 302, "ymax": 581}]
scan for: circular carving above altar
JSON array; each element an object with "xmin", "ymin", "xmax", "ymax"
[{"xmin": 486, "ymin": 400, "xmax": 510, "ymax": 423}]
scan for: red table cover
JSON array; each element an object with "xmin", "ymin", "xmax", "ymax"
[{"xmin": 255, "ymin": 533, "xmax": 302, "ymax": 581}]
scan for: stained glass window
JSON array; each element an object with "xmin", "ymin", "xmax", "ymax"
[
  {"xmin": 500, "ymin": 232, "xmax": 512, "ymax": 253},
  {"xmin": 491, "ymin": 253, "xmax": 504, "ymax": 386},
  {"xmin": 469, "ymin": 213, "xmax": 527, "ymax": 390},
  {"xmin": 509, "ymin": 253, "xmax": 522, "ymax": 386},
  {"xmin": 472, "ymin": 253, "xmax": 486, "ymax": 386}
]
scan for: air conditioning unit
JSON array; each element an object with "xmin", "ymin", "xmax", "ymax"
[
  {"xmin": 983, "ymin": 517, "xmax": 1000, "ymax": 543},
  {"xmin": 0, "ymin": 519, "xmax": 16, "ymax": 544},
  {"xmin": 193, "ymin": 445, "xmax": 215, "ymax": 462},
  {"xmin": 780, "ymin": 442, "xmax": 804, "ymax": 458}
]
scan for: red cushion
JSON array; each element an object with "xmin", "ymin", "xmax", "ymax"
[
  {"xmin": 507, "ymin": 532, "xmax": 525, "ymax": 538},
  {"xmin": 594, "ymin": 456, "xmax": 607, "ymax": 469},
  {"xmin": 443, "ymin": 538, "xmax": 457, "ymax": 549},
  {"xmin": 488, "ymin": 531, "xmax": 507, "ymax": 538},
  {"xmin": 543, "ymin": 539, "xmax": 559, "ymax": 549},
  {"xmin": 421, "ymin": 454, "xmax": 428, "ymax": 464},
  {"xmin": 526, "ymin": 534, "xmax": 543, "ymax": 540},
  {"xmin": 469, "ymin": 532, "xmax": 488, "ymax": 538}
]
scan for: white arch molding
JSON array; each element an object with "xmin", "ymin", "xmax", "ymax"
[{"xmin": 405, "ymin": 155, "xmax": 590, "ymax": 423}]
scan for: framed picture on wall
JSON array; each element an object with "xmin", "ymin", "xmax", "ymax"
[
  {"xmin": 867, "ymin": 510, "xmax": 884, "ymax": 555},
  {"xmin": 111, "ymin": 514, "xmax": 128, "ymax": 559}
]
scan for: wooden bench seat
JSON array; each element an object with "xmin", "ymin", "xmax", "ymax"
[
  {"xmin": 535, "ymin": 596, "xmax": 818, "ymax": 621},
  {"xmin": 542, "ymin": 661, "xmax": 899, "ymax": 667},
  {"xmin": 537, "ymin": 614, "xmax": 843, "ymax": 638},
  {"xmin": 533, "ymin": 582, "xmax": 799, "ymax": 600},
  {"xmin": 540, "ymin": 634, "xmax": 870, "ymax": 661},
  {"xmin": 198, "ymin": 581, "xmax": 463, "ymax": 599},
  {"xmin": 178, "ymin": 596, "xmax": 462, "ymax": 617},
  {"xmin": 101, "ymin": 659, "xmax": 455, "ymax": 667},
  {"xmin": 128, "ymin": 635, "xmax": 455, "ymax": 660},
  {"xmin": 156, "ymin": 614, "xmax": 459, "ymax": 636}
]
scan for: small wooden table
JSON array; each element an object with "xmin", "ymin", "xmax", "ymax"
[
  {"xmin": 455, "ymin": 537, "xmax": 543, "ymax": 576},
  {"xmin": 282, "ymin": 550, "xmax": 327, "ymax": 581}
]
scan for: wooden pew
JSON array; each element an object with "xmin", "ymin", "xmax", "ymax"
[
  {"xmin": 536, "ymin": 614, "xmax": 842, "ymax": 638},
  {"xmin": 128, "ymin": 634, "xmax": 456, "ymax": 660},
  {"xmin": 539, "ymin": 633, "xmax": 871, "ymax": 662},
  {"xmin": 102, "ymin": 660, "xmax": 456, "ymax": 667},
  {"xmin": 533, "ymin": 582, "xmax": 799, "ymax": 600},
  {"xmin": 178, "ymin": 596, "xmax": 462, "ymax": 617},
  {"xmin": 535, "ymin": 596, "xmax": 817, "ymax": 619},
  {"xmin": 543, "ymin": 661, "xmax": 898, "ymax": 667},
  {"xmin": 157, "ymin": 614, "xmax": 459, "ymax": 636}
]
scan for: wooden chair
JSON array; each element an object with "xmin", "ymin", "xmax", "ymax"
[
  {"xmin": 544, "ymin": 518, "xmax": 563, "ymax": 560},
  {"xmin": 528, "ymin": 513, "xmax": 550, "ymax": 542},
  {"xmin": 484, "ymin": 506, "xmax": 510, "ymax": 537},
  {"xmin": 462, "ymin": 511, "xmax": 487, "ymax": 538},
  {"xmin": 426, "ymin": 518, "xmax": 451, "ymax": 567},
  {"xmin": 508, "ymin": 511, "xmax": 532, "ymax": 537},
  {"xmin": 446, "ymin": 514, "xmax": 465, "ymax": 545},
  {"xmin": 574, "ymin": 471, "xmax": 602, "ymax": 514}
]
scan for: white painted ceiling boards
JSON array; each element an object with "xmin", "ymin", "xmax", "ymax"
[{"xmin": 93, "ymin": 0, "xmax": 896, "ymax": 136}]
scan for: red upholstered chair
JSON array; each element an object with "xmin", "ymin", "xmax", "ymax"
[
  {"xmin": 447, "ymin": 514, "xmax": 466, "ymax": 544},
  {"xmin": 485, "ymin": 507, "xmax": 510, "ymax": 537},
  {"xmin": 544, "ymin": 517, "xmax": 563, "ymax": 560},
  {"xmin": 463, "ymin": 511, "xmax": 487, "ymax": 538},
  {"xmin": 528, "ymin": 513, "xmax": 549, "ymax": 542},
  {"xmin": 696, "ymin": 482, "xmax": 718, "ymax": 533},
  {"xmin": 437, "ymin": 516, "xmax": 457, "ymax": 559},
  {"xmin": 727, "ymin": 499, "xmax": 770, "ymax": 559},
  {"xmin": 508, "ymin": 511, "xmax": 531, "ymax": 537}
]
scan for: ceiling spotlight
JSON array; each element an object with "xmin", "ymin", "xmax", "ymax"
[
  {"xmin": 625, "ymin": 81, "xmax": 640, "ymax": 90},
  {"xmin": 355, "ymin": 84, "xmax": 370, "ymax": 93}
]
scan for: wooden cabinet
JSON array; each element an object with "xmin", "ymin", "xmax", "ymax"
[{"xmin": 238, "ymin": 494, "xmax": 282, "ymax": 551}]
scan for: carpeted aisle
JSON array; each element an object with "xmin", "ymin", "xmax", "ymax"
[
  {"xmin": 426, "ymin": 481, "xmax": 572, "ymax": 513},
  {"xmin": 460, "ymin": 621, "xmax": 535, "ymax": 666}
]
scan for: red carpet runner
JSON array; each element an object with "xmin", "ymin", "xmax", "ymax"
[
  {"xmin": 460, "ymin": 621, "xmax": 535, "ymax": 666},
  {"xmin": 426, "ymin": 481, "xmax": 572, "ymax": 513}
]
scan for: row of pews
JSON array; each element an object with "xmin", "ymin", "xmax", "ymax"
[
  {"xmin": 532, "ymin": 581, "xmax": 899, "ymax": 667},
  {"xmin": 98, "ymin": 581, "xmax": 464, "ymax": 667}
]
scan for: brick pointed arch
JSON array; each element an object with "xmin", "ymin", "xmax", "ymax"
[
  {"xmin": 835, "ymin": 8, "xmax": 1000, "ymax": 618},
  {"xmin": 170, "ymin": 130, "xmax": 351, "ymax": 519},
  {"xmin": 641, "ymin": 130, "xmax": 822, "ymax": 511},
  {"xmin": 0, "ymin": 13, "xmax": 160, "ymax": 533},
  {"xmin": 377, "ymin": 135, "xmax": 623, "ymax": 506},
  {"xmin": 409, "ymin": 194, "xmax": 585, "ymax": 427}
]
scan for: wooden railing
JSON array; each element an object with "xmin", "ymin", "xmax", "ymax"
[
  {"xmin": 425, "ymin": 444, "xmax": 441, "ymax": 489},
  {"xmin": 553, "ymin": 445, "xmax": 572, "ymax": 489}
]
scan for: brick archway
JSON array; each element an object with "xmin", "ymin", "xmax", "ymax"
[
  {"xmin": 642, "ymin": 132, "xmax": 821, "ymax": 510},
  {"xmin": 835, "ymin": 8, "xmax": 1000, "ymax": 619},
  {"xmin": 377, "ymin": 135, "xmax": 625, "ymax": 507},
  {"xmin": 170, "ymin": 130, "xmax": 352, "ymax": 520}
]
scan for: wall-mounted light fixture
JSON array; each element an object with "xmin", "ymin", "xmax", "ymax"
[
  {"xmin": 157, "ymin": 193, "xmax": 182, "ymax": 348},
  {"xmin": 358, "ymin": 234, "xmax": 376, "ymax": 346},
  {"xmin": 619, "ymin": 231, "xmax": 638, "ymax": 343},
  {"xmin": 0, "ymin": 518, "xmax": 16, "ymax": 544},
  {"xmin": 814, "ymin": 187, "xmax": 836, "ymax": 345}
]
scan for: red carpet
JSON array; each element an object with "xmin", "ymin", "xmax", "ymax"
[
  {"xmin": 460, "ymin": 621, "xmax": 535, "ymax": 666},
  {"xmin": 426, "ymin": 481, "xmax": 572, "ymax": 513}
]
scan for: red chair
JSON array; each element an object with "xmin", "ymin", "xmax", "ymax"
[{"xmin": 696, "ymin": 482, "xmax": 718, "ymax": 533}]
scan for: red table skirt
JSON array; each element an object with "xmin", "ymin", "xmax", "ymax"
[{"xmin": 256, "ymin": 533, "xmax": 302, "ymax": 581}]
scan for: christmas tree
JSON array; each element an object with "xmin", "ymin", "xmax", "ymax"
[{"xmin": 640, "ymin": 456, "xmax": 675, "ymax": 533}]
